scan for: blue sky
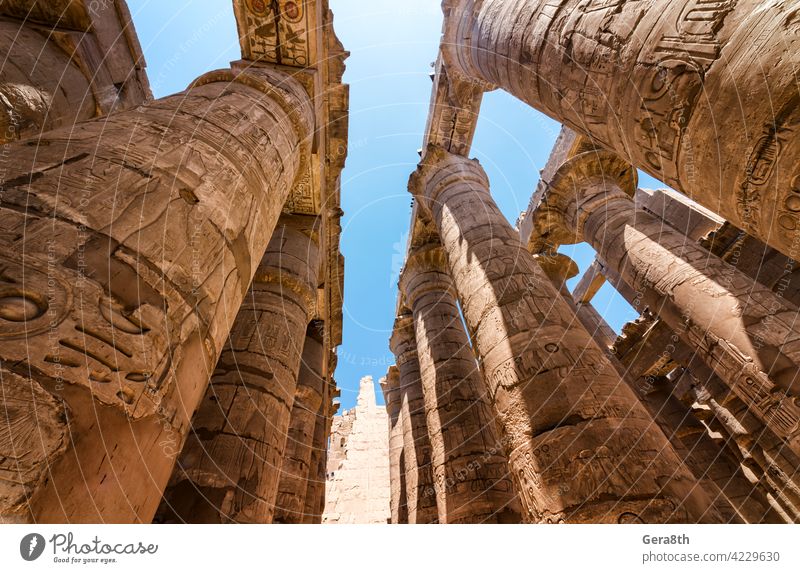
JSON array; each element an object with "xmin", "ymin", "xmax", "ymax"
[{"xmin": 129, "ymin": 0, "xmax": 647, "ymax": 410}]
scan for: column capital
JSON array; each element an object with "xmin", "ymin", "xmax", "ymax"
[
  {"xmin": 380, "ymin": 365, "xmax": 402, "ymax": 418},
  {"xmin": 398, "ymin": 243, "xmax": 457, "ymax": 308},
  {"xmin": 532, "ymin": 252, "xmax": 579, "ymax": 291},
  {"xmin": 190, "ymin": 66, "xmax": 315, "ymax": 148},
  {"xmin": 389, "ymin": 312, "xmax": 417, "ymax": 365},
  {"xmin": 408, "ymin": 144, "xmax": 490, "ymax": 212},
  {"xmin": 528, "ymin": 150, "xmax": 636, "ymax": 251}
]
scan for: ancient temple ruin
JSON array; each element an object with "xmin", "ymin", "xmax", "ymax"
[
  {"xmin": 2, "ymin": 0, "xmax": 800, "ymax": 524},
  {"xmin": 322, "ymin": 376, "xmax": 390, "ymax": 524}
]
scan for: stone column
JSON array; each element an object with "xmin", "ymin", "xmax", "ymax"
[
  {"xmin": 0, "ymin": 66, "xmax": 313, "ymax": 523},
  {"xmin": 156, "ymin": 216, "xmax": 320, "ymax": 523},
  {"xmin": 598, "ymin": 262, "xmax": 800, "ymax": 522},
  {"xmin": 533, "ymin": 149, "xmax": 800, "ymax": 458},
  {"xmin": 443, "ymin": 0, "xmax": 800, "ymax": 258},
  {"xmin": 299, "ymin": 404, "xmax": 328, "ymax": 524},
  {"xmin": 273, "ymin": 323, "xmax": 326, "ymax": 523},
  {"xmin": 613, "ymin": 317, "xmax": 781, "ymax": 523},
  {"xmin": 409, "ymin": 145, "xmax": 717, "ymax": 523},
  {"xmin": 389, "ymin": 314, "xmax": 440, "ymax": 524},
  {"xmin": 381, "ymin": 365, "xmax": 407, "ymax": 524},
  {"xmin": 686, "ymin": 372, "xmax": 800, "ymax": 522},
  {"xmin": 400, "ymin": 243, "xmax": 520, "ymax": 523}
]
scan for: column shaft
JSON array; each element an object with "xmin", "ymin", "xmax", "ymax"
[
  {"xmin": 444, "ymin": 0, "xmax": 800, "ymax": 257},
  {"xmin": 0, "ymin": 66, "xmax": 313, "ymax": 523},
  {"xmin": 382, "ymin": 366, "xmax": 407, "ymax": 524},
  {"xmin": 410, "ymin": 146, "xmax": 716, "ymax": 523},
  {"xmin": 274, "ymin": 328, "xmax": 325, "ymax": 523},
  {"xmin": 401, "ymin": 245, "xmax": 519, "ymax": 523},
  {"xmin": 157, "ymin": 218, "xmax": 320, "ymax": 523},
  {"xmin": 548, "ymin": 151, "xmax": 800, "ymax": 456},
  {"xmin": 299, "ymin": 400, "xmax": 328, "ymax": 524},
  {"xmin": 390, "ymin": 316, "xmax": 439, "ymax": 524}
]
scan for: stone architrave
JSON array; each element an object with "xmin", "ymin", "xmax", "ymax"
[
  {"xmin": 409, "ymin": 145, "xmax": 717, "ymax": 523},
  {"xmin": 0, "ymin": 1, "xmax": 151, "ymax": 143},
  {"xmin": 530, "ymin": 149, "xmax": 800, "ymax": 458},
  {"xmin": 0, "ymin": 65, "xmax": 314, "ymax": 523},
  {"xmin": 442, "ymin": 0, "xmax": 800, "ymax": 259},
  {"xmin": 389, "ymin": 315, "xmax": 440, "ymax": 524},
  {"xmin": 400, "ymin": 243, "xmax": 520, "ymax": 523},
  {"xmin": 156, "ymin": 217, "xmax": 320, "ymax": 524}
]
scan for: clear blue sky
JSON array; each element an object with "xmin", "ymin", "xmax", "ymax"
[{"xmin": 129, "ymin": 0, "xmax": 650, "ymax": 410}]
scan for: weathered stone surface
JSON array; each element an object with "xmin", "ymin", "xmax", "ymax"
[
  {"xmin": 0, "ymin": 0, "xmax": 150, "ymax": 143},
  {"xmin": 532, "ymin": 149, "xmax": 800, "ymax": 457},
  {"xmin": 157, "ymin": 217, "xmax": 320, "ymax": 524},
  {"xmin": 274, "ymin": 328, "xmax": 326, "ymax": 523},
  {"xmin": 612, "ymin": 314, "xmax": 781, "ymax": 523},
  {"xmin": 0, "ymin": 64, "xmax": 313, "ymax": 523},
  {"xmin": 400, "ymin": 243, "xmax": 520, "ymax": 523},
  {"xmin": 389, "ymin": 314, "xmax": 441, "ymax": 524},
  {"xmin": 444, "ymin": 0, "xmax": 800, "ymax": 259},
  {"xmin": 0, "ymin": 370, "xmax": 68, "ymax": 522},
  {"xmin": 381, "ymin": 366, "xmax": 408, "ymax": 524},
  {"xmin": 300, "ymin": 390, "xmax": 330, "ymax": 524},
  {"xmin": 323, "ymin": 376, "xmax": 390, "ymax": 523},
  {"xmin": 409, "ymin": 145, "xmax": 716, "ymax": 523}
]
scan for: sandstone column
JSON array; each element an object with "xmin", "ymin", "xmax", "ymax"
[
  {"xmin": 614, "ymin": 317, "xmax": 782, "ymax": 523},
  {"xmin": 0, "ymin": 66, "xmax": 313, "ymax": 523},
  {"xmin": 409, "ymin": 145, "xmax": 717, "ymax": 523},
  {"xmin": 443, "ymin": 0, "xmax": 800, "ymax": 258},
  {"xmin": 381, "ymin": 366, "xmax": 408, "ymax": 524},
  {"xmin": 594, "ymin": 261, "xmax": 800, "ymax": 522},
  {"xmin": 389, "ymin": 314, "xmax": 440, "ymax": 524},
  {"xmin": 156, "ymin": 216, "xmax": 320, "ymax": 523},
  {"xmin": 274, "ymin": 323, "xmax": 326, "ymax": 523},
  {"xmin": 400, "ymin": 243, "xmax": 520, "ymax": 523},
  {"xmin": 532, "ymin": 149, "xmax": 800, "ymax": 459},
  {"xmin": 300, "ymin": 402, "xmax": 329, "ymax": 524}
]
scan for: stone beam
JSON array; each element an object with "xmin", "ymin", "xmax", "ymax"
[
  {"xmin": 636, "ymin": 188, "xmax": 724, "ymax": 243},
  {"xmin": 421, "ymin": 53, "xmax": 484, "ymax": 156},
  {"xmin": 0, "ymin": 0, "xmax": 151, "ymax": 143},
  {"xmin": 572, "ymin": 259, "xmax": 606, "ymax": 305}
]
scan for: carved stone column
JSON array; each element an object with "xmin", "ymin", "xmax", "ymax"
[
  {"xmin": 443, "ymin": 0, "xmax": 800, "ymax": 258},
  {"xmin": 381, "ymin": 365, "xmax": 407, "ymax": 524},
  {"xmin": 299, "ymin": 403, "xmax": 328, "ymax": 524},
  {"xmin": 533, "ymin": 149, "xmax": 800, "ymax": 459},
  {"xmin": 0, "ymin": 66, "xmax": 313, "ymax": 523},
  {"xmin": 389, "ymin": 314, "xmax": 439, "ymax": 524},
  {"xmin": 400, "ymin": 243, "xmax": 520, "ymax": 523},
  {"xmin": 614, "ymin": 316, "xmax": 782, "ymax": 523},
  {"xmin": 409, "ymin": 145, "xmax": 717, "ymax": 523},
  {"xmin": 156, "ymin": 216, "xmax": 320, "ymax": 523},
  {"xmin": 273, "ymin": 323, "xmax": 326, "ymax": 523}
]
